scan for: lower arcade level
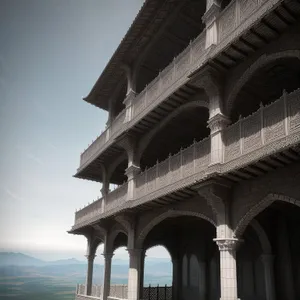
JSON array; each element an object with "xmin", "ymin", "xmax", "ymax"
[{"xmin": 73, "ymin": 161, "xmax": 300, "ymax": 300}]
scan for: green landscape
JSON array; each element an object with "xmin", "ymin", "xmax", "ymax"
[{"xmin": 0, "ymin": 253, "xmax": 172, "ymax": 300}]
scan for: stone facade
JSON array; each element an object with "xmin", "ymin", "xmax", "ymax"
[{"xmin": 69, "ymin": 1, "xmax": 300, "ymax": 300}]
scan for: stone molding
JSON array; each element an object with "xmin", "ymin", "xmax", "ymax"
[
  {"xmin": 202, "ymin": 2, "xmax": 221, "ymax": 27},
  {"xmin": 102, "ymin": 253, "xmax": 114, "ymax": 260},
  {"xmin": 207, "ymin": 113, "xmax": 230, "ymax": 134},
  {"xmin": 214, "ymin": 238, "xmax": 240, "ymax": 251}
]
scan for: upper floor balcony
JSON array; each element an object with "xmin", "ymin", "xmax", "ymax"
[
  {"xmin": 76, "ymin": 0, "xmax": 289, "ymax": 178},
  {"xmin": 71, "ymin": 88, "xmax": 300, "ymax": 231}
]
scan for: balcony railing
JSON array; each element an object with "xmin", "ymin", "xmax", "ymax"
[
  {"xmin": 78, "ymin": 0, "xmax": 281, "ymax": 171},
  {"xmin": 73, "ymin": 88, "xmax": 300, "ymax": 229},
  {"xmin": 76, "ymin": 284, "xmax": 172, "ymax": 300}
]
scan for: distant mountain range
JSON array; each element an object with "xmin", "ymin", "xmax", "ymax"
[
  {"xmin": 0, "ymin": 252, "xmax": 172, "ymax": 285},
  {"xmin": 0, "ymin": 252, "xmax": 84, "ymax": 267}
]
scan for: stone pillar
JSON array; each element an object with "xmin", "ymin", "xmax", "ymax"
[
  {"xmin": 85, "ymin": 254, "xmax": 96, "ymax": 296},
  {"xmin": 102, "ymin": 253, "xmax": 113, "ymax": 300},
  {"xmin": 128, "ymin": 249, "xmax": 143, "ymax": 300},
  {"xmin": 203, "ymin": 0, "xmax": 221, "ymax": 48},
  {"xmin": 100, "ymin": 165, "xmax": 110, "ymax": 213},
  {"xmin": 261, "ymin": 254, "xmax": 276, "ymax": 300},
  {"xmin": 214, "ymin": 238, "xmax": 240, "ymax": 300},
  {"xmin": 125, "ymin": 165, "xmax": 140, "ymax": 201},
  {"xmin": 208, "ymin": 113, "xmax": 230, "ymax": 165},
  {"xmin": 277, "ymin": 216, "xmax": 295, "ymax": 300},
  {"xmin": 172, "ymin": 258, "xmax": 179, "ymax": 300},
  {"xmin": 139, "ymin": 251, "xmax": 146, "ymax": 298},
  {"xmin": 123, "ymin": 65, "xmax": 137, "ymax": 123}
]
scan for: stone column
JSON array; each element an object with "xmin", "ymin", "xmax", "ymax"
[
  {"xmin": 172, "ymin": 258, "xmax": 179, "ymax": 300},
  {"xmin": 203, "ymin": 0, "xmax": 221, "ymax": 48},
  {"xmin": 261, "ymin": 254, "xmax": 276, "ymax": 300},
  {"xmin": 277, "ymin": 216, "xmax": 295, "ymax": 300},
  {"xmin": 102, "ymin": 253, "xmax": 113, "ymax": 300},
  {"xmin": 208, "ymin": 113, "xmax": 229, "ymax": 166},
  {"xmin": 128, "ymin": 249, "xmax": 143, "ymax": 300},
  {"xmin": 139, "ymin": 251, "xmax": 146, "ymax": 298},
  {"xmin": 85, "ymin": 254, "xmax": 96, "ymax": 296},
  {"xmin": 123, "ymin": 65, "xmax": 137, "ymax": 123},
  {"xmin": 100, "ymin": 166, "xmax": 110, "ymax": 213},
  {"xmin": 125, "ymin": 165, "xmax": 140, "ymax": 201},
  {"xmin": 214, "ymin": 238, "xmax": 240, "ymax": 300}
]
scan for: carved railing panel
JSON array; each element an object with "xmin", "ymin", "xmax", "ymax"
[
  {"xmin": 224, "ymin": 88, "xmax": 300, "ymax": 163},
  {"xmin": 75, "ymin": 198, "xmax": 103, "ymax": 226},
  {"xmin": 106, "ymin": 182, "xmax": 128, "ymax": 212},
  {"xmin": 76, "ymin": 284, "xmax": 101, "ymax": 299},
  {"xmin": 289, "ymin": 91, "xmax": 300, "ymax": 133},
  {"xmin": 242, "ymin": 110, "xmax": 262, "ymax": 154},
  {"xmin": 109, "ymin": 284, "xmax": 128, "ymax": 299}
]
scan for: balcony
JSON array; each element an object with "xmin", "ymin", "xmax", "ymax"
[
  {"xmin": 77, "ymin": 0, "xmax": 284, "ymax": 173},
  {"xmin": 75, "ymin": 284, "xmax": 172, "ymax": 300},
  {"xmin": 72, "ymin": 88, "xmax": 300, "ymax": 231}
]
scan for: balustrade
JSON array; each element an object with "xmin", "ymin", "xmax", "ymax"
[
  {"xmin": 223, "ymin": 88, "xmax": 300, "ymax": 163},
  {"xmin": 73, "ymin": 88, "xmax": 300, "ymax": 230},
  {"xmin": 75, "ymin": 284, "xmax": 172, "ymax": 300},
  {"xmin": 77, "ymin": 0, "xmax": 279, "ymax": 171}
]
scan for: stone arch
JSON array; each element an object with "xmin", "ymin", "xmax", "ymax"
[
  {"xmin": 106, "ymin": 222, "xmax": 128, "ymax": 253},
  {"xmin": 107, "ymin": 152, "xmax": 128, "ymax": 180},
  {"xmin": 137, "ymin": 209, "xmax": 216, "ymax": 248},
  {"xmin": 226, "ymin": 50, "xmax": 300, "ymax": 117},
  {"xmin": 234, "ymin": 193, "xmax": 300, "ymax": 237},
  {"xmin": 249, "ymin": 219, "xmax": 272, "ymax": 255},
  {"xmin": 137, "ymin": 100, "xmax": 209, "ymax": 161},
  {"xmin": 144, "ymin": 243, "xmax": 173, "ymax": 260}
]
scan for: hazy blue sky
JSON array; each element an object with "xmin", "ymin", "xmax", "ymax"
[{"xmin": 0, "ymin": 0, "xmax": 168, "ymax": 263}]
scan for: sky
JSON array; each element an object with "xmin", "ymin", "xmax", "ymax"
[{"xmin": 0, "ymin": 0, "xmax": 169, "ymax": 263}]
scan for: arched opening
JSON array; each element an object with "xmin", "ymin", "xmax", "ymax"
[
  {"xmin": 140, "ymin": 105, "xmax": 209, "ymax": 169},
  {"xmin": 111, "ymin": 246, "xmax": 129, "ymax": 285},
  {"xmin": 113, "ymin": 83, "xmax": 127, "ymax": 118},
  {"xmin": 135, "ymin": 0, "xmax": 206, "ymax": 93},
  {"xmin": 141, "ymin": 215, "xmax": 218, "ymax": 300},
  {"xmin": 230, "ymin": 57, "xmax": 300, "ymax": 122},
  {"xmin": 109, "ymin": 155, "xmax": 128, "ymax": 185},
  {"xmin": 144, "ymin": 246, "xmax": 172, "ymax": 285},
  {"xmin": 237, "ymin": 200, "xmax": 300, "ymax": 300},
  {"xmin": 142, "ymin": 246, "xmax": 172, "ymax": 300}
]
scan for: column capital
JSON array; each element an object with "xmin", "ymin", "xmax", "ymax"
[
  {"xmin": 127, "ymin": 248, "xmax": 143, "ymax": 257},
  {"xmin": 207, "ymin": 113, "xmax": 230, "ymax": 134},
  {"xmin": 125, "ymin": 164, "xmax": 141, "ymax": 180},
  {"xmin": 85, "ymin": 254, "xmax": 96, "ymax": 261},
  {"xmin": 202, "ymin": 2, "xmax": 221, "ymax": 27},
  {"xmin": 123, "ymin": 89, "xmax": 136, "ymax": 106},
  {"xmin": 214, "ymin": 238, "xmax": 241, "ymax": 251},
  {"xmin": 102, "ymin": 253, "xmax": 114, "ymax": 260}
]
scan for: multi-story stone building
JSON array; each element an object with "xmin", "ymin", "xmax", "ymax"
[{"xmin": 69, "ymin": 1, "xmax": 300, "ymax": 300}]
